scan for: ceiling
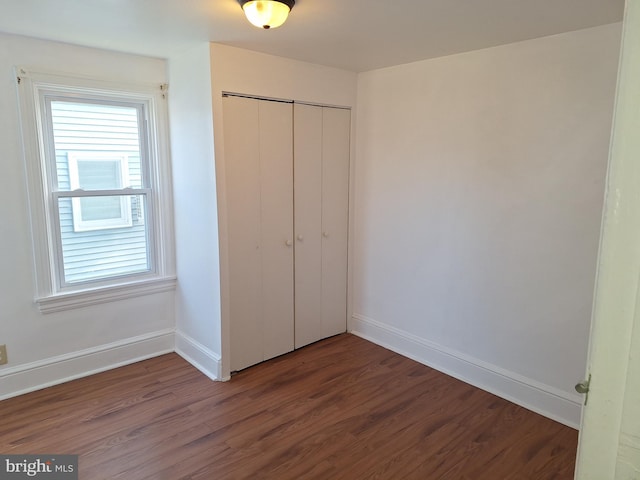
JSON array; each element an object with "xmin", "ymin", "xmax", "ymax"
[{"xmin": 0, "ymin": 0, "xmax": 625, "ymax": 72}]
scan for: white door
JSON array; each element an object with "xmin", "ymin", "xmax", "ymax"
[
  {"xmin": 294, "ymin": 104, "xmax": 323, "ymax": 348},
  {"xmin": 574, "ymin": 2, "xmax": 640, "ymax": 478},
  {"xmin": 259, "ymin": 100, "xmax": 295, "ymax": 361},
  {"xmin": 321, "ymin": 107, "xmax": 351, "ymax": 339},
  {"xmin": 293, "ymin": 104, "xmax": 350, "ymax": 348},
  {"xmin": 223, "ymin": 96, "xmax": 294, "ymax": 371}
]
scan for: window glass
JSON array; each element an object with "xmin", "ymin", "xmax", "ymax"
[{"xmin": 47, "ymin": 99, "xmax": 151, "ymax": 285}]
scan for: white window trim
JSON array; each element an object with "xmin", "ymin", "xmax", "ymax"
[
  {"xmin": 67, "ymin": 152, "xmax": 133, "ymax": 232},
  {"xmin": 16, "ymin": 67, "xmax": 176, "ymax": 312}
]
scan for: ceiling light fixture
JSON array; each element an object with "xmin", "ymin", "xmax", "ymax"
[{"xmin": 238, "ymin": 0, "xmax": 295, "ymax": 29}]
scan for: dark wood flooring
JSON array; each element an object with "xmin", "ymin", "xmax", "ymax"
[{"xmin": 0, "ymin": 334, "xmax": 578, "ymax": 479}]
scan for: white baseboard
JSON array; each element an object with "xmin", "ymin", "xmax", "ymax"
[
  {"xmin": 175, "ymin": 330, "xmax": 222, "ymax": 381},
  {"xmin": 350, "ymin": 314, "xmax": 582, "ymax": 429},
  {"xmin": 0, "ymin": 329, "xmax": 175, "ymax": 401}
]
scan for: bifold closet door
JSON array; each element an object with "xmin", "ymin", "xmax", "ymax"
[
  {"xmin": 294, "ymin": 104, "xmax": 350, "ymax": 348},
  {"xmin": 321, "ymin": 107, "xmax": 350, "ymax": 339},
  {"xmin": 293, "ymin": 104, "xmax": 323, "ymax": 348},
  {"xmin": 223, "ymin": 96, "xmax": 294, "ymax": 372}
]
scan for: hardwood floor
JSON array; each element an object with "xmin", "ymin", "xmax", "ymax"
[{"xmin": 0, "ymin": 334, "xmax": 577, "ymax": 479}]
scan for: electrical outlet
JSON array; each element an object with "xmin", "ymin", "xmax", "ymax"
[{"xmin": 0, "ymin": 344, "xmax": 7, "ymax": 365}]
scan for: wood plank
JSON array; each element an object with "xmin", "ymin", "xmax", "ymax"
[{"xmin": 0, "ymin": 334, "xmax": 578, "ymax": 479}]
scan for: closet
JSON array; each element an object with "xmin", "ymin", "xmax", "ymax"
[{"xmin": 222, "ymin": 95, "xmax": 350, "ymax": 372}]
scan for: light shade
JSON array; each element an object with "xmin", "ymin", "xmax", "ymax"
[{"xmin": 238, "ymin": 0, "xmax": 295, "ymax": 29}]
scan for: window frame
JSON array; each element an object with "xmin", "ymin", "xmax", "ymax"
[{"xmin": 16, "ymin": 67, "xmax": 176, "ymax": 313}]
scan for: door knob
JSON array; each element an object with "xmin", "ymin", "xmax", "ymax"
[
  {"xmin": 574, "ymin": 381, "xmax": 589, "ymax": 394},
  {"xmin": 297, "ymin": 235, "xmax": 304, "ymax": 241},
  {"xmin": 285, "ymin": 240, "xmax": 292, "ymax": 247},
  {"xmin": 575, "ymin": 374, "xmax": 591, "ymax": 405},
  {"xmin": 322, "ymin": 232, "xmax": 329, "ymax": 238}
]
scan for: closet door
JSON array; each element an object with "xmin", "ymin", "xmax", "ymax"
[
  {"xmin": 293, "ymin": 104, "xmax": 323, "ymax": 348},
  {"xmin": 224, "ymin": 96, "xmax": 294, "ymax": 372},
  {"xmin": 294, "ymin": 104, "xmax": 350, "ymax": 348},
  {"xmin": 321, "ymin": 107, "xmax": 350, "ymax": 338},
  {"xmin": 260, "ymin": 100, "xmax": 295, "ymax": 361}
]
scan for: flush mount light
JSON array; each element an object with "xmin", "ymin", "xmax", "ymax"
[{"xmin": 238, "ymin": 0, "xmax": 295, "ymax": 29}]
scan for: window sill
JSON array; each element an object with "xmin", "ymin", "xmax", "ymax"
[{"xmin": 36, "ymin": 276, "xmax": 177, "ymax": 314}]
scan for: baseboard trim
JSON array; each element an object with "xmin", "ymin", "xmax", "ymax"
[
  {"xmin": 350, "ymin": 314, "xmax": 582, "ymax": 429},
  {"xmin": 175, "ymin": 330, "xmax": 222, "ymax": 381},
  {"xmin": 0, "ymin": 329, "xmax": 175, "ymax": 401}
]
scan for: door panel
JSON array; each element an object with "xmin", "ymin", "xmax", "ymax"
[
  {"xmin": 293, "ymin": 104, "xmax": 323, "ymax": 348},
  {"xmin": 321, "ymin": 107, "xmax": 351, "ymax": 338},
  {"xmin": 223, "ymin": 96, "xmax": 264, "ymax": 371},
  {"xmin": 259, "ymin": 100, "xmax": 295, "ymax": 361},
  {"xmin": 225, "ymin": 97, "xmax": 294, "ymax": 371}
]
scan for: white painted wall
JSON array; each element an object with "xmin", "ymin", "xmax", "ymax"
[
  {"xmin": 209, "ymin": 43, "xmax": 358, "ymax": 378},
  {"xmin": 352, "ymin": 24, "xmax": 621, "ymax": 427},
  {"xmin": 168, "ymin": 43, "xmax": 222, "ymax": 379},
  {"xmin": 0, "ymin": 33, "xmax": 174, "ymax": 399}
]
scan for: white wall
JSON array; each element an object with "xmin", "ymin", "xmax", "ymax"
[
  {"xmin": 0, "ymin": 33, "xmax": 174, "ymax": 399},
  {"xmin": 209, "ymin": 43, "xmax": 358, "ymax": 378},
  {"xmin": 352, "ymin": 23, "xmax": 621, "ymax": 427},
  {"xmin": 168, "ymin": 43, "xmax": 222, "ymax": 380}
]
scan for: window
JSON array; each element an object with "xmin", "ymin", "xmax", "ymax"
[
  {"xmin": 67, "ymin": 152, "xmax": 133, "ymax": 232},
  {"xmin": 17, "ymin": 69, "xmax": 175, "ymax": 312}
]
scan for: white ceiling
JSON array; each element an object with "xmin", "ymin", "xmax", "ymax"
[{"xmin": 0, "ymin": 0, "xmax": 625, "ymax": 72}]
